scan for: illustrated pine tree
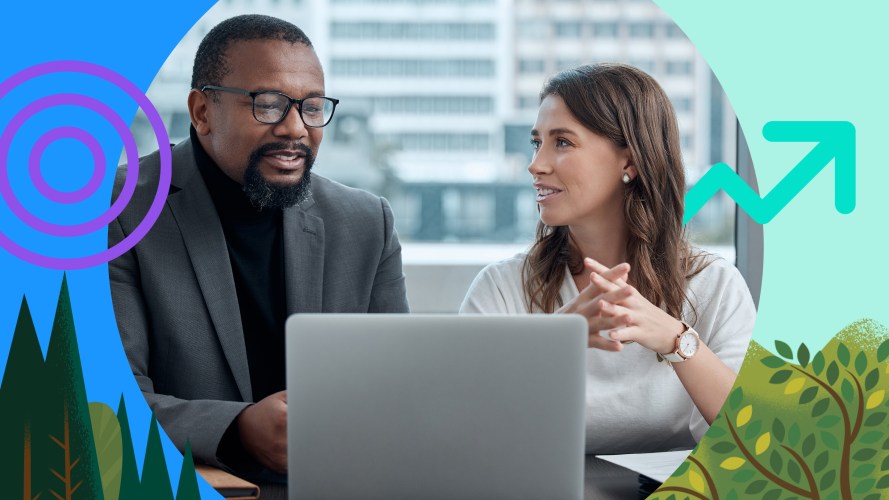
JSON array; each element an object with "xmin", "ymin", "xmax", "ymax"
[
  {"xmin": 117, "ymin": 395, "xmax": 143, "ymax": 500},
  {"xmin": 41, "ymin": 277, "xmax": 104, "ymax": 499},
  {"xmin": 175, "ymin": 441, "xmax": 201, "ymax": 500},
  {"xmin": 0, "ymin": 298, "xmax": 48, "ymax": 500},
  {"xmin": 140, "ymin": 414, "xmax": 175, "ymax": 500}
]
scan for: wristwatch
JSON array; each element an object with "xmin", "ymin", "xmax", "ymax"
[{"xmin": 658, "ymin": 322, "xmax": 700, "ymax": 363}]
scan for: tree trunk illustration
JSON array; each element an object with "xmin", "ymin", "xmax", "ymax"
[{"xmin": 48, "ymin": 402, "xmax": 83, "ymax": 500}]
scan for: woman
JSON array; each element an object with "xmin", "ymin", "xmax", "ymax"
[{"xmin": 460, "ymin": 63, "xmax": 756, "ymax": 454}]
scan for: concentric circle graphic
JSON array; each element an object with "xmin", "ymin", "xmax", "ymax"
[{"xmin": 0, "ymin": 60, "xmax": 171, "ymax": 270}]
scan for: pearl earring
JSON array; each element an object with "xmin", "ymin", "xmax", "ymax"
[{"xmin": 622, "ymin": 173, "xmax": 631, "ymax": 184}]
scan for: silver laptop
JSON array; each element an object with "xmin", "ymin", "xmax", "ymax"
[{"xmin": 286, "ymin": 314, "xmax": 587, "ymax": 500}]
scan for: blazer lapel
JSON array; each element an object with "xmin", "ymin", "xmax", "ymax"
[
  {"xmin": 166, "ymin": 139, "xmax": 253, "ymax": 402},
  {"xmin": 283, "ymin": 194, "xmax": 324, "ymax": 314}
]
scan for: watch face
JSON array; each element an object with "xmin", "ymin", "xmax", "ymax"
[{"xmin": 679, "ymin": 332, "xmax": 699, "ymax": 357}]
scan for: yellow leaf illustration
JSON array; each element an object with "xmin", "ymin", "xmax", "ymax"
[
  {"xmin": 736, "ymin": 405, "xmax": 753, "ymax": 427},
  {"xmin": 784, "ymin": 377, "xmax": 805, "ymax": 395},
  {"xmin": 866, "ymin": 390, "xmax": 885, "ymax": 410},
  {"xmin": 689, "ymin": 470, "xmax": 705, "ymax": 493},
  {"xmin": 720, "ymin": 457, "xmax": 746, "ymax": 470},
  {"xmin": 755, "ymin": 432, "xmax": 771, "ymax": 455}
]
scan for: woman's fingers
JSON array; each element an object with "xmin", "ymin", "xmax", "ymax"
[{"xmin": 585, "ymin": 258, "xmax": 629, "ymax": 286}]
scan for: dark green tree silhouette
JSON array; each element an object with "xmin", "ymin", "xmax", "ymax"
[
  {"xmin": 140, "ymin": 414, "xmax": 174, "ymax": 500},
  {"xmin": 117, "ymin": 395, "xmax": 142, "ymax": 500},
  {"xmin": 41, "ymin": 276, "xmax": 104, "ymax": 499},
  {"xmin": 0, "ymin": 297, "xmax": 47, "ymax": 500},
  {"xmin": 175, "ymin": 441, "xmax": 201, "ymax": 500}
]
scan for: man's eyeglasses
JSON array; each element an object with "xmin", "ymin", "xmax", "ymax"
[{"xmin": 201, "ymin": 85, "xmax": 339, "ymax": 128}]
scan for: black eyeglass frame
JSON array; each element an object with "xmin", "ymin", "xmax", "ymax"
[{"xmin": 200, "ymin": 85, "xmax": 340, "ymax": 128}]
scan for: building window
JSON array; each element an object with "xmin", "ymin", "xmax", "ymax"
[
  {"xmin": 518, "ymin": 58, "xmax": 545, "ymax": 74},
  {"xmin": 330, "ymin": 22, "xmax": 496, "ymax": 40},
  {"xmin": 331, "ymin": 59, "xmax": 495, "ymax": 78},
  {"xmin": 671, "ymin": 96, "xmax": 693, "ymax": 112},
  {"xmin": 628, "ymin": 22, "xmax": 655, "ymax": 38},
  {"xmin": 517, "ymin": 20, "xmax": 549, "ymax": 39},
  {"xmin": 666, "ymin": 60, "xmax": 693, "ymax": 75},
  {"xmin": 554, "ymin": 21, "xmax": 582, "ymax": 38},
  {"xmin": 591, "ymin": 22, "xmax": 618, "ymax": 37},
  {"xmin": 383, "ymin": 132, "xmax": 491, "ymax": 152},
  {"xmin": 369, "ymin": 96, "xmax": 494, "ymax": 115},
  {"xmin": 665, "ymin": 23, "xmax": 686, "ymax": 39}
]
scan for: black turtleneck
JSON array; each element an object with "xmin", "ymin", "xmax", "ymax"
[{"xmin": 192, "ymin": 127, "xmax": 287, "ymax": 402}]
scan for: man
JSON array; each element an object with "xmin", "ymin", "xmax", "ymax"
[{"xmin": 109, "ymin": 14, "xmax": 409, "ymax": 477}]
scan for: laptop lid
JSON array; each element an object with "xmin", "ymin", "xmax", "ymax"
[{"xmin": 286, "ymin": 314, "xmax": 587, "ymax": 500}]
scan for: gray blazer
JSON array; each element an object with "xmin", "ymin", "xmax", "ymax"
[{"xmin": 109, "ymin": 138, "xmax": 409, "ymax": 466}]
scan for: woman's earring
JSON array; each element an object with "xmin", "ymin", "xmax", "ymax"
[{"xmin": 622, "ymin": 173, "xmax": 631, "ymax": 184}]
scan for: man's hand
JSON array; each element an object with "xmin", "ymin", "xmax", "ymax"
[{"xmin": 237, "ymin": 390, "xmax": 288, "ymax": 473}]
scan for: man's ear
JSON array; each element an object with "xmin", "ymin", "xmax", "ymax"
[{"xmin": 188, "ymin": 89, "xmax": 212, "ymax": 136}]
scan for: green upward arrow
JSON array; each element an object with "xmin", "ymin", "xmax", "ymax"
[{"xmin": 683, "ymin": 121, "xmax": 856, "ymax": 224}]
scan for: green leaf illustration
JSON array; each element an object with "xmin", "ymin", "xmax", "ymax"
[
  {"xmin": 802, "ymin": 434, "xmax": 816, "ymax": 456},
  {"xmin": 812, "ymin": 398, "xmax": 830, "ymax": 417},
  {"xmin": 821, "ymin": 469, "xmax": 837, "ymax": 490},
  {"xmin": 837, "ymin": 342, "xmax": 851, "ymax": 367},
  {"xmin": 854, "ymin": 478, "xmax": 876, "ymax": 494},
  {"xmin": 726, "ymin": 491, "xmax": 739, "ymax": 500},
  {"xmin": 853, "ymin": 448, "xmax": 876, "ymax": 461},
  {"xmin": 745, "ymin": 479, "xmax": 767, "ymax": 495},
  {"xmin": 711, "ymin": 441, "xmax": 736, "ymax": 454},
  {"xmin": 865, "ymin": 368, "xmax": 879, "ymax": 391},
  {"xmin": 744, "ymin": 419, "xmax": 763, "ymax": 440},
  {"xmin": 853, "ymin": 463, "xmax": 875, "ymax": 477},
  {"xmin": 769, "ymin": 369, "xmax": 792, "ymax": 384},
  {"xmin": 732, "ymin": 469, "xmax": 756, "ymax": 483},
  {"xmin": 789, "ymin": 423, "xmax": 801, "ymax": 446},
  {"xmin": 864, "ymin": 411, "xmax": 887, "ymax": 427},
  {"xmin": 878, "ymin": 338, "xmax": 889, "ymax": 362},
  {"xmin": 89, "ymin": 402, "xmax": 123, "ymax": 500},
  {"xmin": 761, "ymin": 356, "xmax": 786, "ymax": 368},
  {"xmin": 821, "ymin": 431, "xmax": 839, "ymax": 450},
  {"xmin": 799, "ymin": 386, "xmax": 819, "ymax": 405},
  {"xmin": 863, "ymin": 493, "xmax": 883, "ymax": 500},
  {"xmin": 860, "ymin": 431, "xmax": 882, "ymax": 444},
  {"xmin": 728, "ymin": 387, "xmax": 744, "ymax": 409},
  {"xmin": 769, "ymin": 450, "xmax": 783, "ymax": 474},
  {"xmin": 827, "ymin": 361, "xmax": 839, "ymax": 385},
  {"xmin": 883, "ymin": 435, "xmax": 889, "ymax": 450},
  {"xmin": 812, "ymin": 351, "xmax": 825, "ymax": 375},
  {"xmin": 817, "ymin": 415, "xmax": 841, "ymax": 428},
  {"xmin": 788, "ymin": 460, "xmax": 802, "ymax": 483},
  {"xmin": 814, "ymin": 450, "xmax": 829, "ymax": 473},
  {"xmin": 882, "ymin": 454, "xmax": 889, "ymax": 471},
  {"xmin": 797, "ymin": 343, "xmax": 810, "ymax": 368},
  {"xmin": 877, "ymin": 473, "xmax": 889, "ymax": 488},
  {"xmin": 763, "ymin": 489, "xmax": 782, "ymax": 500},
  {"xmin": 855, "ymin": 351, "xmax": 868, "ymax": 376},
  {"xmin": 776, "ymin": 340, "xmax": 794, "ymax": 359},
  {"xmin": 772, "ymin": 419, "xmax": 786, "ymax": 442},
  {"xmin": 673, "ymin": 461, "xmax": 690, "ymax": 476},
  {"xmin": 708, "ymin": 425, "xmax": 727, "ymax": 439},
  {"xmin": 841, "ymin": 379, "xmax": 855, "ymax": 403}
]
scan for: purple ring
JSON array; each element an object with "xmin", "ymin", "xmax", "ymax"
[
  {"xmin": 0, "ymin": 60, "xmax": 171, "ymax": 270},
  {"xmin": 0, "ymin": 93, "xmax": 139, "ymax": 236},
  {"xmin": 29, "ymin": 126, "xmax": 107, "ymax": 204}
]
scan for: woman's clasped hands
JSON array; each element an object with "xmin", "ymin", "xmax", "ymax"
[{"xmin": 558, "ymin": 257, "xmax": 685, "ymax": 354}]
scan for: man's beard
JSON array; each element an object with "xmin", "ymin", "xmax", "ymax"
[{"xmin": 243, "ymin": 142, "xmax": 315, "ymax": 210}]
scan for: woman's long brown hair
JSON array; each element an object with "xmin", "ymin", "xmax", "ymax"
[{"xmin": 522, "ymin": 63, "xmax": 707, "ymax": 317}]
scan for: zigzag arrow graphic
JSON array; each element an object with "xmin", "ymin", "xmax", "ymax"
[{"xmin": 683, "ymin": 121, "xmax": 856, "ymax": 224}]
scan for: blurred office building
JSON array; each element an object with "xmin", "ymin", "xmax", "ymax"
[{"xmin": 137, "ymin": 0, "xmax": 736, "ymax": 246}]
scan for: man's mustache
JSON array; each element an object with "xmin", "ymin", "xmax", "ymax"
[{"xmin": 251, "ymin": 142, "xmax": 315, "ymax": 164}]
